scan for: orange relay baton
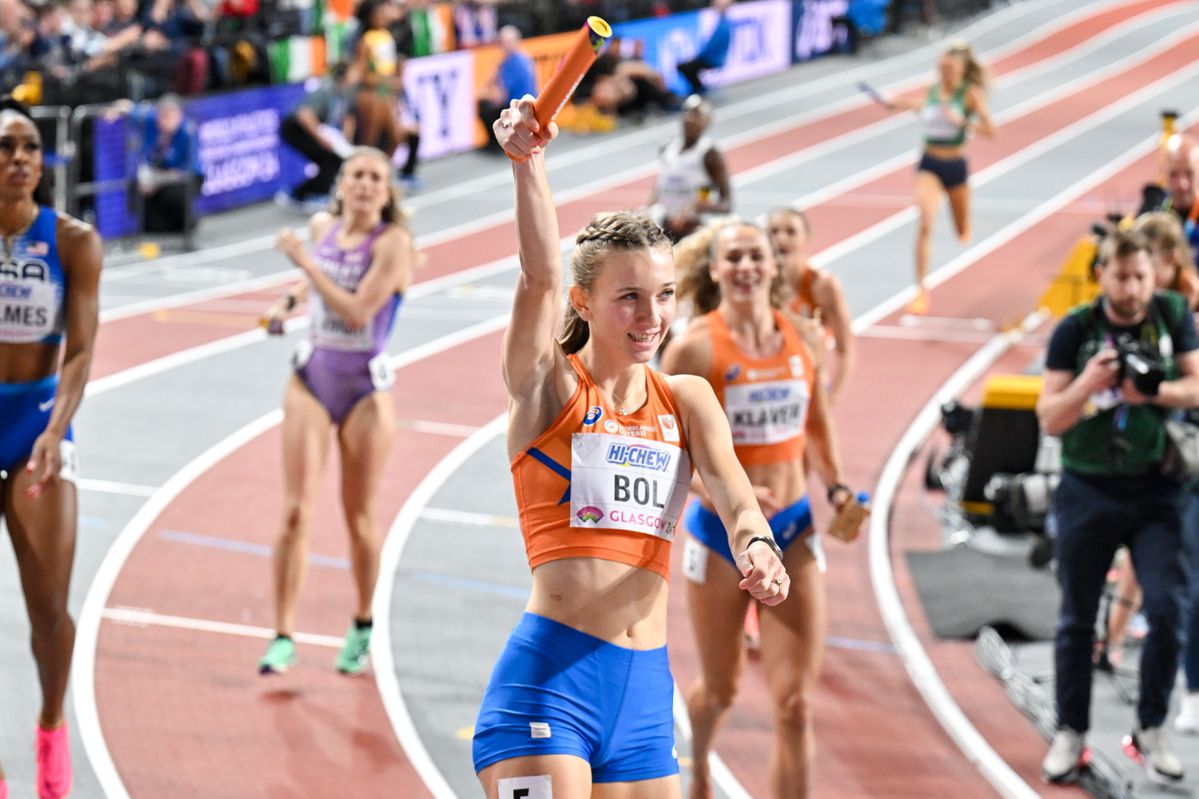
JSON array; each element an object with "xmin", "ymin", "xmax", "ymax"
[{"xmin": 508, "ymin": 16, "xmax": 613, "ymax": 162}]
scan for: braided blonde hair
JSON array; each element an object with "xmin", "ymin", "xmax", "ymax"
[{"xmin": 559, "ymin": 211, "xmax": 672, "ymax": 354}]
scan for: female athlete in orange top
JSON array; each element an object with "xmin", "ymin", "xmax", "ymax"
[
  {"xmin": 767, "ymin": 208, "xmax": 856, "ymax": 405},
  {"xmin": 662, "ymin": 219, "xmax": 862, "ymax": 799},
  {"xmin": 472, "ymin": 97, "xmax": 789, "ymax": 799}
]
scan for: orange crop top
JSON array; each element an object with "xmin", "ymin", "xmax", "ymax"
[
  {"xmin": 511, "ymin": 354, "xmax": 693, "ymax": 581},
  {"xmin": 790, "ymin": 268, "xmax": 835, "ymax": 350},
  {"xmin": 706, "ymin": 308, "xmax": 815, "ymax": 466}
]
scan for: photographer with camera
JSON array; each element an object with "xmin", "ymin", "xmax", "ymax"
[{"xmin": 1037, "ymin": 229, "xmax": 1199, "ymax": 786}]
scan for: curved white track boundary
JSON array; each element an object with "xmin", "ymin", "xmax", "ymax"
[
  {"xmin": 72, "ymin": 314, "xmax": 509, "ymax": 799},
  {"xmin": 868, "ymin": 312, "xmax": 1044, "ymax": 798}
]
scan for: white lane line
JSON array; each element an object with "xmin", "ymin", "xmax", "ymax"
[
  {"xmin": 73, "ymin": 312, "xmax": 511, "ymax": 799},
  {"xmin": 868, "ymin": 311, "xmax": 1046, "ymax": 799},
  {"xmin": 75, "ymin": 478, "xmax": 159, "ymax": 498},
  {"xmin": 407, "ymin": 420, "xmax": 484, "ymax": 438},
  {"xmin": 374, "ymin": 413, "xmax": 509, "ymax": 799},
  {"xmin": 92, "ymin": 0, "xmax": 1096, "ymax": 312},
  {"xmin": 814, "ymin": 49, "xmax": 1199, "ymax": 273},
  {"xmin": 858, "ymin": 325, "xmax": 1000, "ymax": 344},
  {"xmin": 102, "ymin": 607, "xmax": 344, "ymax": 648},
  {"xmin": 419, "ymin": 507, "xmax": 519, "ymax": 529}
]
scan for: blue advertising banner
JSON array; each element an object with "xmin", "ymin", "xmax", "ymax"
[
  {"xmin": 189, "ymin": 83, "xmax": 309, "ymax": 214},
  {"xmin": 91, "ymin": 83, "xmax": 310, "ymax": 235},
  {"xmin": 614, "ymin": 1, "xmax": 791, "ymax": 97},
  {"xmin": 93, "ymin": 116, "xmax": 137, "ymax": 240}
]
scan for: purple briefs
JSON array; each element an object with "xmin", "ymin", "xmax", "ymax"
[{"xmin": 294, "ymin": 344, "xmax": 394, "ymax": 424}]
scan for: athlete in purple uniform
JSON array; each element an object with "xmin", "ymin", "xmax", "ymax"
[
  {"xmin": 0, "ymin": 99, "xmax": 102, "ymax": 799},
  {"xmin": 258, "ymin": 146, "xmax": 414, "ymax": 676}
]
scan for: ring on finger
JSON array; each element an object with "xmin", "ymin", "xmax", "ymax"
[{"xmin": 771, "ymin": 578, "xmax": 783, "ymax": 587}]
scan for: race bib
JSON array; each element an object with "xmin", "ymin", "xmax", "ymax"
[
  {"xmin": 0, "ymin": 273, "xmax": 59, "ymax": 343},
  {"xmin": 368, "ymin": 351, "xmax": 395, "ymax": 391},
  {"xmin": 570, "ymin": 433, "xmax": 691, "ymax": 541},
  {"xmin": 724, "ymin": 379, "xmax": 809, "ymax": 446},
  {"xmin": 309, "ymin": 294, "xmax": 374, "ymax": 351}
]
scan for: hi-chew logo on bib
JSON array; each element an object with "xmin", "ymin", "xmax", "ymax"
[
  {"xmin": 606, "ymin": 442, "xmax": 672, "ymax": 472},
  {"xmin": 570, "ymin": 433, "xmax": 691, "ymax": 540},
  {"xmin": 725, "ymin": 378, "xmax": 809, "ymax": 445}
]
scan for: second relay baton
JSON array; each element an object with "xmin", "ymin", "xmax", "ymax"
[{"xmin": 508, "ymin": 16, "xmax": 612, "ymax": 162}]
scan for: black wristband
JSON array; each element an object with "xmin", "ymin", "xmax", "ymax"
[
  {"xmin": 746, "ymin": 535, "xmax": 783, "ymax": 562},
  {"xmin": 283, "ymin": 293, "xmax": 297, "ymax": 312},
  {"xmin": 827, "ymin": 483, "xmax": 851, "ymax": 504}
]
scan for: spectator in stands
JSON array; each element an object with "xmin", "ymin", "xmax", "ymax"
[
  {"xmin": 646, "ymin": 94, "xmax": 731, "ymax": 241},
  {"xmin": 1037, "ymin": 229, "xmax": 1198, "ymax": 787},
  {"xmin": 676, "ymin": 0, "xmax": 733, "ymax": 96},
  {"xmin": 86, "ymin": 0, "xmax": 145, "ymax": 69},
  {"xmin": 477, "ymin": 24, "xmax": 534, "ymax": 153},
  {"xmin": 1164, "ymin": 135, "xmax": 1199, "ymax": 267},
  {"xmin": 131, "ymin": 93, "xmax": 204, "ymax": 234},
  {"xmin": 347, "ymin": 0, "xmax": 422, "ymax": 191},
  {"xmin": 141, "ymin": 0, "xmax": 210, "ymax": 94},
  {"xmin": 278, "ymin": 62, "xmax": 355, "ymax": 209}
]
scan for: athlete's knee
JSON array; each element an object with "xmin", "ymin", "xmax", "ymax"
[
  {"xmin": 692, "ymin": 674, "xmax": 739, "ymax": 711},
  {"xmin": 773, "ymin": 684, "xmax": 813, "ymax": 733},
  {"xmin": 279, "ymin": 500, "xmax": 313, "ymax": 543},
  {"xmin": 27, "ymin": 600, "xmax": 73, "ymax": 639}
]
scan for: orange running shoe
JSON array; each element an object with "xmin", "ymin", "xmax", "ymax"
[
  {"xmin": 36, "ymin": 722, "xmax": 71, "ymax": 799},
  {"xmin": 744, "ymin": 601, "xmax": 761, "ymax": 653},
  {"xmin": 907, "ymin": 289, "xmax": 930, "ymax": 315}
]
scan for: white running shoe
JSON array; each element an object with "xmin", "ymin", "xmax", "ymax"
[
  {"xmin": 1175, "ymin": 692, "xmax": 1199, "ymax": 735},
  {"xmin": 1123, "ymin": 726, "xmax": 1185, "ymax": 785},
  {"xmin": 1042, "ymin": 729, "xmax": 1084, "ymax": 784}
]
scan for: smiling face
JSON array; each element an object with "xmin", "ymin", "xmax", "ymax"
[
  {"xmin": 0, "ymin": 111, "xmax": 42, "ymax": 202},
  {"xmin": 710, "ymin": 223, "xmax": 777, "ymax": 308},
  {"xmin": 337, "ymin": 152, "xmax": 392, "ymax": 218},
  {"xmin": 572, "ymin": 246, "xmax": 676, "ymax": 363}
]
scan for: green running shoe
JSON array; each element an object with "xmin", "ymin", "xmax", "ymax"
[
  {"xmin": 336, "ymin": 624, "xmax": 372, "ymax": 675},
  {"xmin": 258, "ymin": 636, "xmax": 297, "ymax": 675}
]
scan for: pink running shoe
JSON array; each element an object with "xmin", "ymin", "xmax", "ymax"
[
  {"xmin": 1, "ymin": 776, "xmax": 8, "ymax": 799},
  {"xmin": 36, "ymin": 722, "xmax": 71, "ymax": 799}
]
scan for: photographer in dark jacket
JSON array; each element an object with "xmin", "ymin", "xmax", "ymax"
[{"xmin": 1038, "ymin": 229, "xmax": 1199, "ymax": 786}]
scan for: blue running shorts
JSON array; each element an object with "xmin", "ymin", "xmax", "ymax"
[
  {"xmin": 684, "ymin": 495, "xmax": 814, "ymax": 569},
  {"xmin": 473, "ymin": 612, "xmax": 678, "ymax": 782},
  {"xmin": 0, "ymin": 375, "xmax": 73, "ymax": 475}
]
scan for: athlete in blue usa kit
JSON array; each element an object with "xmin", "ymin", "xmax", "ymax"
[{"xmin": 0, "ymin": 99, "xmax": 102, "ymax": 799}]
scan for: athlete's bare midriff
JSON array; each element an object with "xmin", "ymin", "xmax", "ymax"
[
  {"xmin": 528, "ymin": 557, "xmax": 670, "ymax": 648},
  {"xmin": 0, "ymin": 341, "xmax": 58, "ymax": 383}
]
